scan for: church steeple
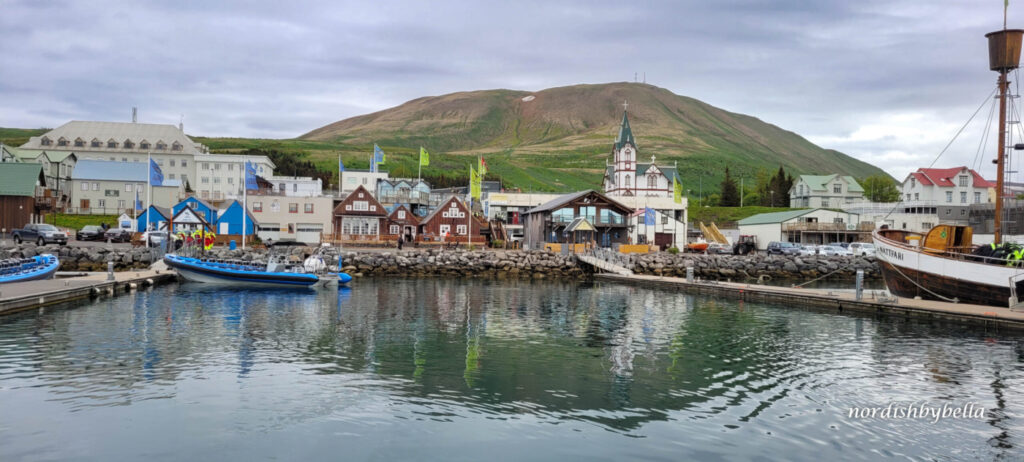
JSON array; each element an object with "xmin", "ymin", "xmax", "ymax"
[{"xmin": 615, "ymin": 109, "xmax": 636, "ymax": 150}]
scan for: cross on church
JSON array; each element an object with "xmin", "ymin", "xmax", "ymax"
[{"xmin": 622, "ymin": 100, "xmax": 628, "ymax": 111}]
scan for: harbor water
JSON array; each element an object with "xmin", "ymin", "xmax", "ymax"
[{"xmin": 1, "ymin": 279, "xmax": 1022, "ymax": 461}]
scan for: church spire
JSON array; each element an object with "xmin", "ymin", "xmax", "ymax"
[{"xmin": 615, "ymin": 108, "xmax": 636, "ymax": 150}]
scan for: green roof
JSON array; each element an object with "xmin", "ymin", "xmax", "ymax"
[
  {"xmin": 0, "ymin": 163, "xmax": 44, "ymax": 196},
  {"xmin": 10, "ymin": 148, "xmax": 76, "ymax": 162},
  {"xmin": 614, "ymin": 111, "xmax": 636, "ymax": 150},
  {"xmin": 738, "ymin": 208, "xmax": 816, "ymax": 225},
  {"xmin": 799, "ymin": 174, "xmax": 863, "ymax": 193},
  {"xmin": 636, "ymin": 163, "xmax": 679, "ymax": 182}
]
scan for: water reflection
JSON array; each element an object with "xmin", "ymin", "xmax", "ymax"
[{"xmin": 0, "ymin": 279, "xmax": 1022, "ymax": 460}]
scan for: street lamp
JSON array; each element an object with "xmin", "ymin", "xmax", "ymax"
[{"xmin": 770, "ymin": 191, "xmax": 775, "ymax": 208}]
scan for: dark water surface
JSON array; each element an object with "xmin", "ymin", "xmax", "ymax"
[{"xmin": 1, "ymin": 279, "xmax": 1023, "ymax": 461}]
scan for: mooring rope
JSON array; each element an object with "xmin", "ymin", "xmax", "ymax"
[
  {"xmin": 791, "ymin": 266, "xmax": 847, "ymax": 288},
  {"xmin": 887, "ymin": 258, "xmax": 960, "ymax": 303}
]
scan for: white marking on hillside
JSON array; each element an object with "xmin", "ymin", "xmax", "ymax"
[{"xmin": 521, "ymin": 95, "xmax": 535, "ymax": 102}]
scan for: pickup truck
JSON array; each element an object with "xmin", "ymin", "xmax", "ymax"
[{"xmin": 12, "ymin": 223, "xmax": 68, "ymax": 245}]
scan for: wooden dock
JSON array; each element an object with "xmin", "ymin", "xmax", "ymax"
[
  {"xmin": 594, "ymin": 273, "xmax": 1024, "ymax": 332},
  {"xmin": 0, "ymin": 263, "xmax": 177, "ymax": 316}
]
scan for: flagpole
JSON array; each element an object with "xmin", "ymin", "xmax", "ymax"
[
  {"xmin": 242, "ymin": 155, "xmax": 247, "ymax": 250},
  {"xmin": 418, "ymin": 148, "xmax": 422, "ymax": 181},
  {"xmin": 338, "ymin": 153, "xmax": 342, "ymax": 196},
  {"xmin": 146, "ymin": 151, "xmax": 152, "ymax": 231}
]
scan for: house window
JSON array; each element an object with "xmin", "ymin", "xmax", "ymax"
[
  {"xmin": 170, "ymin": 159, "xmax": 176, "ymax": 167},
  {"xmin": 457, "ymin": 224, "xmax": 467, "ymax": 235},
  {"xmin": 278, "ymin": 183, "xmax": 286, "ymax": 192},
  {"xmin": 833, "ymin": 217, "xmax": 844, "ymax": 224},
  {"xmin": 833, "ymin": 184, "xmax": 842, "ymax": 193},
  {"xmin": 57, "ymin": 138, "xmax": 68, "ymax": 147},
  {"xmin": 961, "ymin": 209, "xmax": 966, "ymax": 216},
  {"xmin": 125, "ymin": 184, "xmax": 133, "ymax": 192},
  {"xmin": 213, "ymin": 177, "xmax": 221, "ymax": 184},
  {"xmin": 227, "ymin": 177, "xmax": 233, "ymax": 184},
  {"xmin": 440, "ymin": 224, "xmax": 451, "ymax": 236},
  {"xmin": 293, "ymin": 184, "xmax": 298, "ymax": 192},
  {"xmin": 271, "ymin": 201, "xmax": 280, "ymax": 212},
  {"xmin": 625, "ymin": 176, "xmax": 632, "ymax": 188},
  {"xmin": 98, "ymin": 199, "xmax": 106, "ymax": 208},
  {"xmin": 201, "ymin": 177, "xmax": 209, "ymax": 184},
  {"xmin": 647, "ymin": 176, "xmax": 657, "ymax": 188},
  {"xmin": 202, "ymin": 163, "xmax": 209, "ymax": 170},
  {"xmin": 124, "ymin": 140, "xmax": 135, "ymax": 149},
  {"xmin": 181, "ymin": 160, "xmax": 187, "ymax": 167},
  {"xmin": 946, "ymin": 209, "xmax": 952, "ymax": 215},
  {"xmin": 140, "ymin": 141, "xmax": 151, "ymax": 150},
  {"xmin": 289, "ymin": 203, "xmax": 298, "ymax": 213},
  {"xmin": 911, "ymin": 178, "xmax": 916, "ymax": 188},
  {"xmin": 172, "ymin": 142, "xmax": 182, "ymax": 151},
  {"xmin": 92, "ymin": 182, "xmax": 99, "ymax": 191},
  {"xmin": 107, "ymin": 140, "xmax": 117, "ymax": 148},
  {"xmin": 821, "ymin": 198, "xmax": 829, "ymax": 208},
  {"xmin": 960, "ymin": 192, "xmax": 967, "ymax": 203},
  {"xmin": 662, "ymin": 215, "xmax": 668, "ymax": 225},
  {"xmin": 90, "ymin": 139, "xmax": 101, "ymax": 148},
  {"xmin": 914, "ymin": 193, "xmax": 919, "ymax": 201},
  {"xmin": 169, "ymin": 174, "xmax": 176, "ymax": 180},
  {"xmin": 906, "ymin": 194, "xmax": 911, "ymax": 201},
  {"xmin": 398, "ymin": 210, "xmax": 406, "ymax": 219},
  {"xmin": 121, "ymin": 157, "xmax": 127, "ymax": 162},
  {"xmin": 959, "ymin": 175, "xmax": 968, "ymax": 187},
  {"xmin": 41, "ymin": 137, "xmax": 52, "ymax": 146},
  {"xmin": 228, "ymin": 163, "xmax": 234, "ymax": 171},
  {"xmin": 353, "ymin": 201, "xmax": 369, "ymax": 211},
  {"xmin": 118, "ymin": 200, "xmax": 125, "ymax": 209},
  {"xmin": 946, "ymin": 191, "xmax": 953, "ymax": 203},
  {"xmin": 81, "ymin": 182, "xmax": 88, "ymax": 191},
  {"xmin": 922, "ymin": 222, "xmax": 933, "ymax": 229},
  {"xmin": 214, "ymin": 163, "xmax": 221, "ymax": 170},
  {"xmin": 253, "ymin": 202, "xmax": 262, "ymax": 212},
  {"xmin": 304, "ymin": 203, "xmax": 313, "ymax": 213},
  {"xmin": 390, "ymin": 225, "xmax": 400, "ymax": 234},
  {"xmin": 156, "ymin": 141, "xmax": 167, "ymax": 150},
  {"xmin": 975, "ymin": 192, "xmax": 981, "ymax": 203}
]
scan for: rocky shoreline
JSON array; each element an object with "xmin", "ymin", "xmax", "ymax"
[{"xmin": 1, "ymin": 244, "xmax": 879, "ymax": 282}]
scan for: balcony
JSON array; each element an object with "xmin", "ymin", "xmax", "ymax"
[
  {"xmin": 782, "ymin": 222, "xmax": 875, "ymax": 232},
  {"xmin": 379, "ymin": 191, "xmax": 430, "ymax": 204}
]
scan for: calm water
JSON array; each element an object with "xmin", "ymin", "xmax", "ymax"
[{"xmin": 1, "ymin": 279, "xmax": 1023, "ymax": 461}]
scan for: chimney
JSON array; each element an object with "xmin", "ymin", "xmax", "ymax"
[{"xmin": 132, "ymin": 107, "xmax": 137, "ymax": 123}]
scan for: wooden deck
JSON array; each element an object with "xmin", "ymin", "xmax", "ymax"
[
  {"xmin": 594, "ymin": 273, "xmax": 1024, "ymax": 332},
  {"xmin": 0, "ymin": 263, "xmax": 177, "ymax": 315}
]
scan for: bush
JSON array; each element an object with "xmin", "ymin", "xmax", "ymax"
[
  {"xmin": 491, "ymin": 239, "xmax": 505, "ymax": 248},
  {"xmin": 668, "ymin": 246, "xmax": 680, "ymax": 254}
]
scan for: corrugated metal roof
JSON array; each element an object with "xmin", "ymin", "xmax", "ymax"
[
  {"xmin": 798, "ymin": 174, "xmax": 864, "ymax": 193},
  {"xmin": 0, "ymin": 163, "xmax": 44, "ymax": 196},
  {"xmin": 22, "ymin": 121, "xmax": 203, "ymax": 155},
  {"xmin": 738, "ymin": 208, "xmax": 817, "ymax": 225},
  {"xmin": 72, "ymin": 159, "xmax": 148, "ymax": 181}
]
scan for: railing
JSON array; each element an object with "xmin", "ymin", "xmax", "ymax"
[
  {"xmin": 378, "ymin": 191, "xmax": 430, "ymax": 204},
  {"xmin": 587, "ymin": 246, "xmax": 635, "ymax": 271}
]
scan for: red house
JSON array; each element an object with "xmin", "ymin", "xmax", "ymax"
[
  {"xmin": 418, "ymin": 196, "xmax": 487, "ymax": 244},
  {"xmin": 332, "ymin": 185, "xmax": 387, "ymax": 241},
  {"xmin": 385, "ymin": 205, "xmax": 420, "ymax": 242}
]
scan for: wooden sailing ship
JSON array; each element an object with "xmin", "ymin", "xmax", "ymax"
[{"xmin": 873, "ymin": 23, "xmax": 1024, "ymax": 308}]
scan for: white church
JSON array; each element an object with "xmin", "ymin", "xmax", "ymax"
[
  {"xmin": 602, "ymin": 108, "xmax": 680, "ymax": 198},
  {"xmin": 601, "ymin": 105, "xmax": 687, "ymax": 249}
]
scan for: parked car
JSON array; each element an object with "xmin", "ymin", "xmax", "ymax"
[
  {"xmin": 849, "ymin": 242, "xmax": 876, "ymax": 257},
  {"xmin": 707, "ymin": 243, "xmax": 732, "ymax": 254},
  {"xmin": 818, "ymin": 245, "xmax": 852, "ymax": 256},
  {"xmin": 798, "ymin": 245, "xmax": 818, "ymax": 256},
  {"xmin": 12, "ymin": 223, "xmax": 67, "ymax": 245},
  {"xmin": 103, "ymin": 228, "xmax": 132, "ymax": 243},
  {"xmin": 828, "ymin": 242, "xmax": 850, "ymax": 249},
  {"xmin": 142, "ymin": 230, "xmax": 167, "ymax": 247},
  {"xmin": 76, "ymin": 225, "xmax": 105, "ymax": 241},
  {"xmin": 766, "ymin": 241, "xmax": 800, "ymax": 255}
]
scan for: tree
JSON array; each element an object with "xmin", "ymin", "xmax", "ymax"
[
  {"xmin": 754, "ymin": 166, "xmax": 793, "ymax": 207},
  {"xmin": 859, "ymin": 174, "xmax": 900, "ymax": 202},
  {"xmin": 719, "ymin": 167, "xmax": 740, "ymax": 206}
]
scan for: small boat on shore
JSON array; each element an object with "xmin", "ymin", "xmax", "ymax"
[
  {"xmin": 686, "ymin": 241, "xmax": 709, "ymax": 253},
  {"xmin": 0, "ymin": 255, "xmax": 60, "ymax": 284},
  {"xmin": 163, "ymin": 253, "xmax": 351, "ymax": 288}
]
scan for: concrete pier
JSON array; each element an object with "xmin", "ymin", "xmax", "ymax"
[
  {"xmin": 595, "ymin": 273, "xmax": 1024, "ymax": 332},
  {"xmin": 0, "ymin": 263, "xmax": 177, "ymax": 315}
]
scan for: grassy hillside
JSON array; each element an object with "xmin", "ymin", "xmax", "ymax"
[{"xmin": 0, "ymin": 127, "xmax": 48, "ymax": 147}]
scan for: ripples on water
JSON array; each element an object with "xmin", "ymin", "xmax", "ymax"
[{"xmin": 0, "ymin": 279, "xmax": 1023, "ymax": 461}]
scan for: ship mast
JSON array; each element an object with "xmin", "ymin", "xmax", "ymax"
[{"xmin": 987, "ymin": 12, "xmax": 1024, "ymax": 244}]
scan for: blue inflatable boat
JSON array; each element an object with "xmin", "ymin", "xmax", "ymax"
[
  {"xmin": 0, "ymin": 254, "xmax": 60, "ymax": 284},
  {"xmin": 163, "ymin": 254, "xmax": 351, "ymax": 288}
]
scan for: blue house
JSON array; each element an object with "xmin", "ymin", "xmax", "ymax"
[
  {"xmin": 173, "ymin": 196, "xmax": 217, "ymax": 224},
  {"xmin": 136, "ymin": 205, "xmax": 172, "ymax": 232},
  {"xmin": 215, "ymin": 200, "xmax": 258, "ymax": 235}
]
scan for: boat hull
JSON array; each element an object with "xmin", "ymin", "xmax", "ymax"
[
  {"xmin": 0, "ymin": 255, "xmax": 59, "ymax": 284},
  {"xmin": 873, "ymin": 230, "xmax": 1024, "ymax": 307},
  {"xmin": 164, "ymin": 255, "xmax": 321, "ymax": 288}
]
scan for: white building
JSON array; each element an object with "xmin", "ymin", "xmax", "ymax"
[
  {"xmin": 902, "ymin": 167, "xmax": 993, "ymax": 205},
  {"xmin": 611, "ymin": 195, "xmax": 688, "ymax": 248},
  {"xmin": 267, "ymin": 175, "xmax": 322, "ymax": 197},
  {"xmin": 247, "ymin": 194, "xmax": 334, "ymax": 244},
  {"xmin": 193, "ymin": 154, "xmax": 274, "ymax": 202},
  {"xmin": 341, "ymin": 170, "xmax": 389, "ymax": 194},
  {"xmin": 602, "ymin": 110, "xmax": 680, "ymax": 198},
  {"xmin": 737, "ymin": 208, "xmax": 865, "ymax": 249},
  {"xmin": 789, "ymin": 174, "xmax": 865, "ymax": 208}
]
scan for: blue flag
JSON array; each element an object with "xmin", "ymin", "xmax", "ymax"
[
  {"xmin": 644, "ymin": 207, "xmax": 655, "ymax": 226},
  {"xmin": 149, "ymin": 159, "xmax": 163, "ymax": 186},
  {"xmin": 135, "ymin": 190, "xmax": 142, "ymax": 211},
  {"xmin": 244, "ymin": 161, "xmax": 259, "ymax": 190},
  {"xmin": 338, "ymin": 158, "xmax": 345, "ymax": 172},
  {"xmin": 372, "ymin": 144, "xmax": 385, "ymax": 172}
]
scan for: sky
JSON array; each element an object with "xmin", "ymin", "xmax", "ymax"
[{"xmin": 1, "ymin": 0, "xmax": 1020, "ymax": 181}]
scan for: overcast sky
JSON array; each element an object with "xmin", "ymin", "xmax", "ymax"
[{"xmin": 1, "ymin": 0, "xmax": 1020, "ymax": 180}]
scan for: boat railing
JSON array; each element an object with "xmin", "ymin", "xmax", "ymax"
[{"xmin": 875, "ymin": 230, "xmax": 1024, "ymax": 267}]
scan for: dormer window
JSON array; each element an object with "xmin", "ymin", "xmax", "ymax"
[
  {"xmin": 90, "ymin": 138, "xmax": 101, "ymax": 148},
  {"xmin": 123, "ymin": 139, "xmax": 135, "ymax": 149},
  {"xmin": 911, "ymin": 178, "xmax": 916, "ymax": 188},
  {"xmin": 958, "ymin": 175, "xmax": 968, "ymax": 187},
  {"xmin": 171, "ymin": 142, "xmax": 182, "ymax": 151},
  {"xmin": 139, "ymin": 140, "xmax": 151, "ymax": 150},
  {"xmin": 40, "ymin": 137, "xmax": 52, "ymax": 146},
  {"xmin": 107, "ymin": 139, "xmax": 118, "ymax": 148},
  {"xmin": 155, "ymin": 141, "xmax": 167, "ymax": 150},
  {"xmin": 833, "ymin": 183, "xmax": 842, "ymax": 194},
  {"xmin": 74, "ymin": 137, "xmax": 85, "ymax": 147},
  {"xmin": 57, "ymin": 137, "xmax": 68, "ymax": 147}
]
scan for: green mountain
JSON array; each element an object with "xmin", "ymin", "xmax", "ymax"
[{"xmin": 299, "ymin": 82, "xmax": 889, "ymax": 192}]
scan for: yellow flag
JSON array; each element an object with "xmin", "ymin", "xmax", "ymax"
[
  {"xmin": 420, "ymin": 147, "xmax": 429, "ymax": 166},
  {"xmin": 470, "ymin": 166, "xmax": 481, "ymax": 200},
  {"xmin": 673, "ymin": 176, "xmax": 682, "ymax": 204}
]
